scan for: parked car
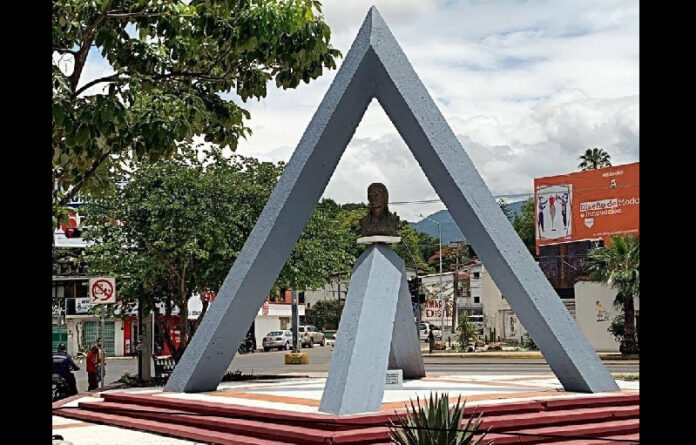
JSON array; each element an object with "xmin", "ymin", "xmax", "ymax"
[
  {"xmin": 419, "ymin": 322, "xmax": 442, "ymax": 342},
  {"xmin": 299, "ymin": 325, "xmax": 325, "ymax": 348},
  {"xmin": 262, "ymin": 330, "xmax": 293, "ymax": 351}
]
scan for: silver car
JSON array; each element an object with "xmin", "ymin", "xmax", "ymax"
[
  {"xmin": 262, "ymin": 330, "xmax": 293, "ymax": 351},
  {"xmin": 299, "ymin": 325, "xmax": 325, "ymax": 348}
]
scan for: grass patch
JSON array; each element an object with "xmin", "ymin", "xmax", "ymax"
[{"xmin": 612, "ymin": 373, "xmax": 639, "ymax": 381}]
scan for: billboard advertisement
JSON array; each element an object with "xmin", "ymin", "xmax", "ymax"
[{"xmin": 534, "ymin": 162, "xmax": 639, "ymax": 252}]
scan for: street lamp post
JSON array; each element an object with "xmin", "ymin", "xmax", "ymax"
[{"xmin": 419, "ymin": 214, "xmax": 444, "ymax": 340}]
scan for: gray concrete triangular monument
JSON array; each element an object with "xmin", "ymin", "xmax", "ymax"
[{"xmin": 166, "ymin": 7, "xmax": 618, "ymax": 395}]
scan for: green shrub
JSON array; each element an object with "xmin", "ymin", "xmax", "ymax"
[
  {"xmin": 608, "ymin": 314, "xmax": 625, "ymax": 342},
  {"xmin": 523, "ymin": 334, "xmax": 538, "ymax": 351},
  {"xmin": 456, "ymin": 314, "xmax": 478, "ymax": 351},
  {"xmin": 388, "ymin": 392, "xmax": 490, "ymax": 445}
]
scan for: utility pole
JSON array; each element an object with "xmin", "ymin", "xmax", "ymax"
[
  {"xmin": 100, "ymin": 309, "xmax": 106, "ymax": 389},
  {"xmin": 419, "ymin": 214, "xmax": 444, "ymax": 340},
  {"xmin": 291, "ymin": 290, "xmax": 299, "ymax": 351},
  {"xmin": 453, "ymin": 252, "xmax": 459, "ymax": 333}
]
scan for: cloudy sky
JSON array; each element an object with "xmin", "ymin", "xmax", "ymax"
[{"xmin": 76, "ymin": 0, "xmax": 639, "ymax": 221}]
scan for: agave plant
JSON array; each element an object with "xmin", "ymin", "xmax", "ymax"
[{"xmin": 388, "ymin": 392, "xmax": 490, "ymax": 445}]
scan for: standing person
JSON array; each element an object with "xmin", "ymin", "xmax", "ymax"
[
  {"xmin": 428, "ymin": 328, "xmax": 435, "ymax": 354},
  {"xmin": 548, "ymin": 195, "xmax": 556, "ymax": 230},
  {"xmin": 96, "ymin": 337, "xmax": 106, "ymax": 384},
  {"xmin": 52, "ymin": 344, "xmax": 79, "ymax": 396},
  {"xmin": 86, "ymin": 345, "xmax": 100, "ymax": 391}
]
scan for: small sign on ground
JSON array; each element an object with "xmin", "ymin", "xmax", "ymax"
[{"xmin": 386, "ymin": 369, "xmax": 403, "ymax": 388}]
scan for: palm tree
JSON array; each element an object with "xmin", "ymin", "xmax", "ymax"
[
  {"xmin": 584, "ymin": 235, "xmax": 639, "ymax": 354},
  {"xmin": 578, "ymin": 148, "xmax": 612, "ymax": 170}
]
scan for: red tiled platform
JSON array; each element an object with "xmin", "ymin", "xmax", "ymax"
[{"xmin": 54, "ymin": 391, "xmax": 639, "ymax": 444}]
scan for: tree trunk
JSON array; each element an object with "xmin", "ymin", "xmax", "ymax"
[
  {"xmin": 620, "ymin": 293, "xmax": 639, "ymax": 355},
  {"xmin": 177, "ymin": 299, "xmax": 189, "ymax": 357}
]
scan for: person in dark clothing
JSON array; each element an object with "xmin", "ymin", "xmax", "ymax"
[
  {"xmin": 428, "ymin": 329, "xmax": 435, "ymax": 354},
  {"xmin": 52, "ymin": 344, "xmax": 79, "ymax": 395}
]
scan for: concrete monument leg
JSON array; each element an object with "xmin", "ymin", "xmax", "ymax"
[
  {"xmin": 389, "ymin": 266, "xmax": 425, "ymax": 379},
  {"xmin": 319, "ymin": 244, "xmax": 405, "ymax": 415}
]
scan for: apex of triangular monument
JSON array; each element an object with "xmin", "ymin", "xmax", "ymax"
[{"xmin": 359, "ymin": 6, "xmax": 396, "ymax": 53}]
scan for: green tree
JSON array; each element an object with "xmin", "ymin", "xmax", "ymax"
[
  {"xmin": 584, "ymin": 235, "xmax": 639, "ymax": 354},
  {"xmin": 427, "ymin": 244, "xmax": 468, "ymax": 272},
  {"xmin": 52, "ymin": 0, "xmax": 340, "ymax": 227},
  {"xmin": 498, "ymin": 198, "xmax": 513, "ymax": 222},
  {"xmin": 578, "ymin": 148, "xmax": 612, "ymax": 171},
  {"xmin": 275, "ymin": 201, "xmax": 355, "ymax": 293},
  {"xmin": 415, "ymin": 231, "xmax": 440, "ymax": 266},
  {"xmin": 83, "ymin": 150, "xmax": 353, "ymax": 361},
  {"xmin": 395, "ymin": 222, "xmax": 433, "ymax": 272},
  {"xmin": 304, "ymin": 299, "xmax": 342, "ymax": 331},
  {"xmin": 512, "ymin": 197, "xmax": 536, "ymax": 255}
]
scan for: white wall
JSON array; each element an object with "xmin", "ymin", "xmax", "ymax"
[
  {"xmin": 479, "ymin": 265, "xmax": 528, "ymax": 341},
  {"xmin": 254, "ymin": 316, "xmax": 280, "ymax": 348},
  {"xmin": 574, "ymin": 281, "xmax": 640, "ymax": 352},
  {"xmin": 113, "ymin": 319, "xmax": 124, "ymax": 356}
]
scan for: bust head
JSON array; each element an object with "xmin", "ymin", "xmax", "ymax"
[
  {"xmin": 360, "ymin": 183, "xmax": 400, "ymax": 237},
  {"xmin": 367, "ymin": 183, "xmax": 389, "ymax": 217}
]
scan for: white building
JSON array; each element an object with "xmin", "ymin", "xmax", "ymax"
[
  {"xmin": 476, "ymin": 263, "xmax": 529, "ymax": 343},
  {"xmin": 574, "ymin": 280, "xmax": 639, "ymax": 352},
  {"xmin": 188, "ymin": 291, "xmax": 305, "ymax": 348}
]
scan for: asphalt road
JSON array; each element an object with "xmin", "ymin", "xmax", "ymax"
[{"xmin": 73, "ymin": 346, "xmax": 638, "ymax": 393}]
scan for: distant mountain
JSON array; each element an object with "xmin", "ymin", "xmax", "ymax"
[{"xmin": 410, "ymin": 200, "xmax": 526, "ymax": 244}]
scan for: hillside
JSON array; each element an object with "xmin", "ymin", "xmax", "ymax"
[{"xmin": 410, "ymin": 200, "xmax": 526, "ymax": 244}]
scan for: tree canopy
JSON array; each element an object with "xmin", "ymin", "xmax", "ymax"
[
  {"xmin": 52, "ymin": 0, "xmax": 340, "ymax": 228},
  {"xmin": 82, "ymin": 149, "xmax": 354, "ymax": 360},
  {"xmin": 512, "ymin": 197, "xmax": 536, "ymax": 255}
]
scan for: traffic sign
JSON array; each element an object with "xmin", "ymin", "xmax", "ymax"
[{"xmin": 89, "ymin": 277, "xmax": 116, "ymax": 304}]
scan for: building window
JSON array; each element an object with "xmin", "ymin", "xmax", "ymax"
[
  {"xmin": 473, "ymin": 272, "xmax": 480, "ymax": 279},
  {"xmin": 474, "ymin": 297, "xmax": 480, "ymax": 304},
  {"xmin": 279, "ymin": 317, "xmax": 290, "ymax": 330}
]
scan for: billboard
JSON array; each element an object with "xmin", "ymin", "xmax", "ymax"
[{"xmin": 534, "ymin": 162, "xmax": 639, "ymax": 252}]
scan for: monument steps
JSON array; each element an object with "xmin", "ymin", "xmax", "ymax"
[
  {"xmin": 76, "ymin": 401, "xmax": 334, "ymax": 444},
  {"xmin": 55, "ymin": 407, "xmax": 289, "ymax": 445},
  {"xmin": 53, "ymin": 392, "xmax": 638, "ymax": 445}
]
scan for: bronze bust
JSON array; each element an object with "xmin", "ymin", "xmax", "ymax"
[{"xmin": 359, "ymin": 183, "xmax": 400, "ymax": 236}]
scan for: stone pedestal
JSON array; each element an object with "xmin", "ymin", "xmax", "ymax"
[{"xmin": 319, "ymin": 243, "xmax": 424, "ymax": 415}]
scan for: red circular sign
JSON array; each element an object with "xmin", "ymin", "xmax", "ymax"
[{"xmin": 91, "ymin": 279, "xmax": 114, "ymax": 302}]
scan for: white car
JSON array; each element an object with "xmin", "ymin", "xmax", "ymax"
[
  {"xmin": 419, "ymin": 322, "xmax": 442, "ymax": 342},
  {"xmin": 262, "ymin": 330, "xmax": 293, "ymax": 351}
]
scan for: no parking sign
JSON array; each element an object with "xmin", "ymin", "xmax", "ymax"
[{"xmin": 89, "ymin": 277, "xmax": 116, "ymax": 304}]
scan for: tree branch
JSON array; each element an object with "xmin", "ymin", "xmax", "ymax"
[
  {"xmin": 53, "ymin": 47, "xmax": 77, "ymax": 55},
  {"xmin": 74, "ymin": 73, "xmax": 121, "ymax": 97},
  {"xmin": 58, "ymin": 150, "xmax": 112, "ymax": 206}
]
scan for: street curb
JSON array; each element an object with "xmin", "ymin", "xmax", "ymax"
[{"xmin": 420, "ymin": 351, "xmax": 638, "ymax": 360}]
